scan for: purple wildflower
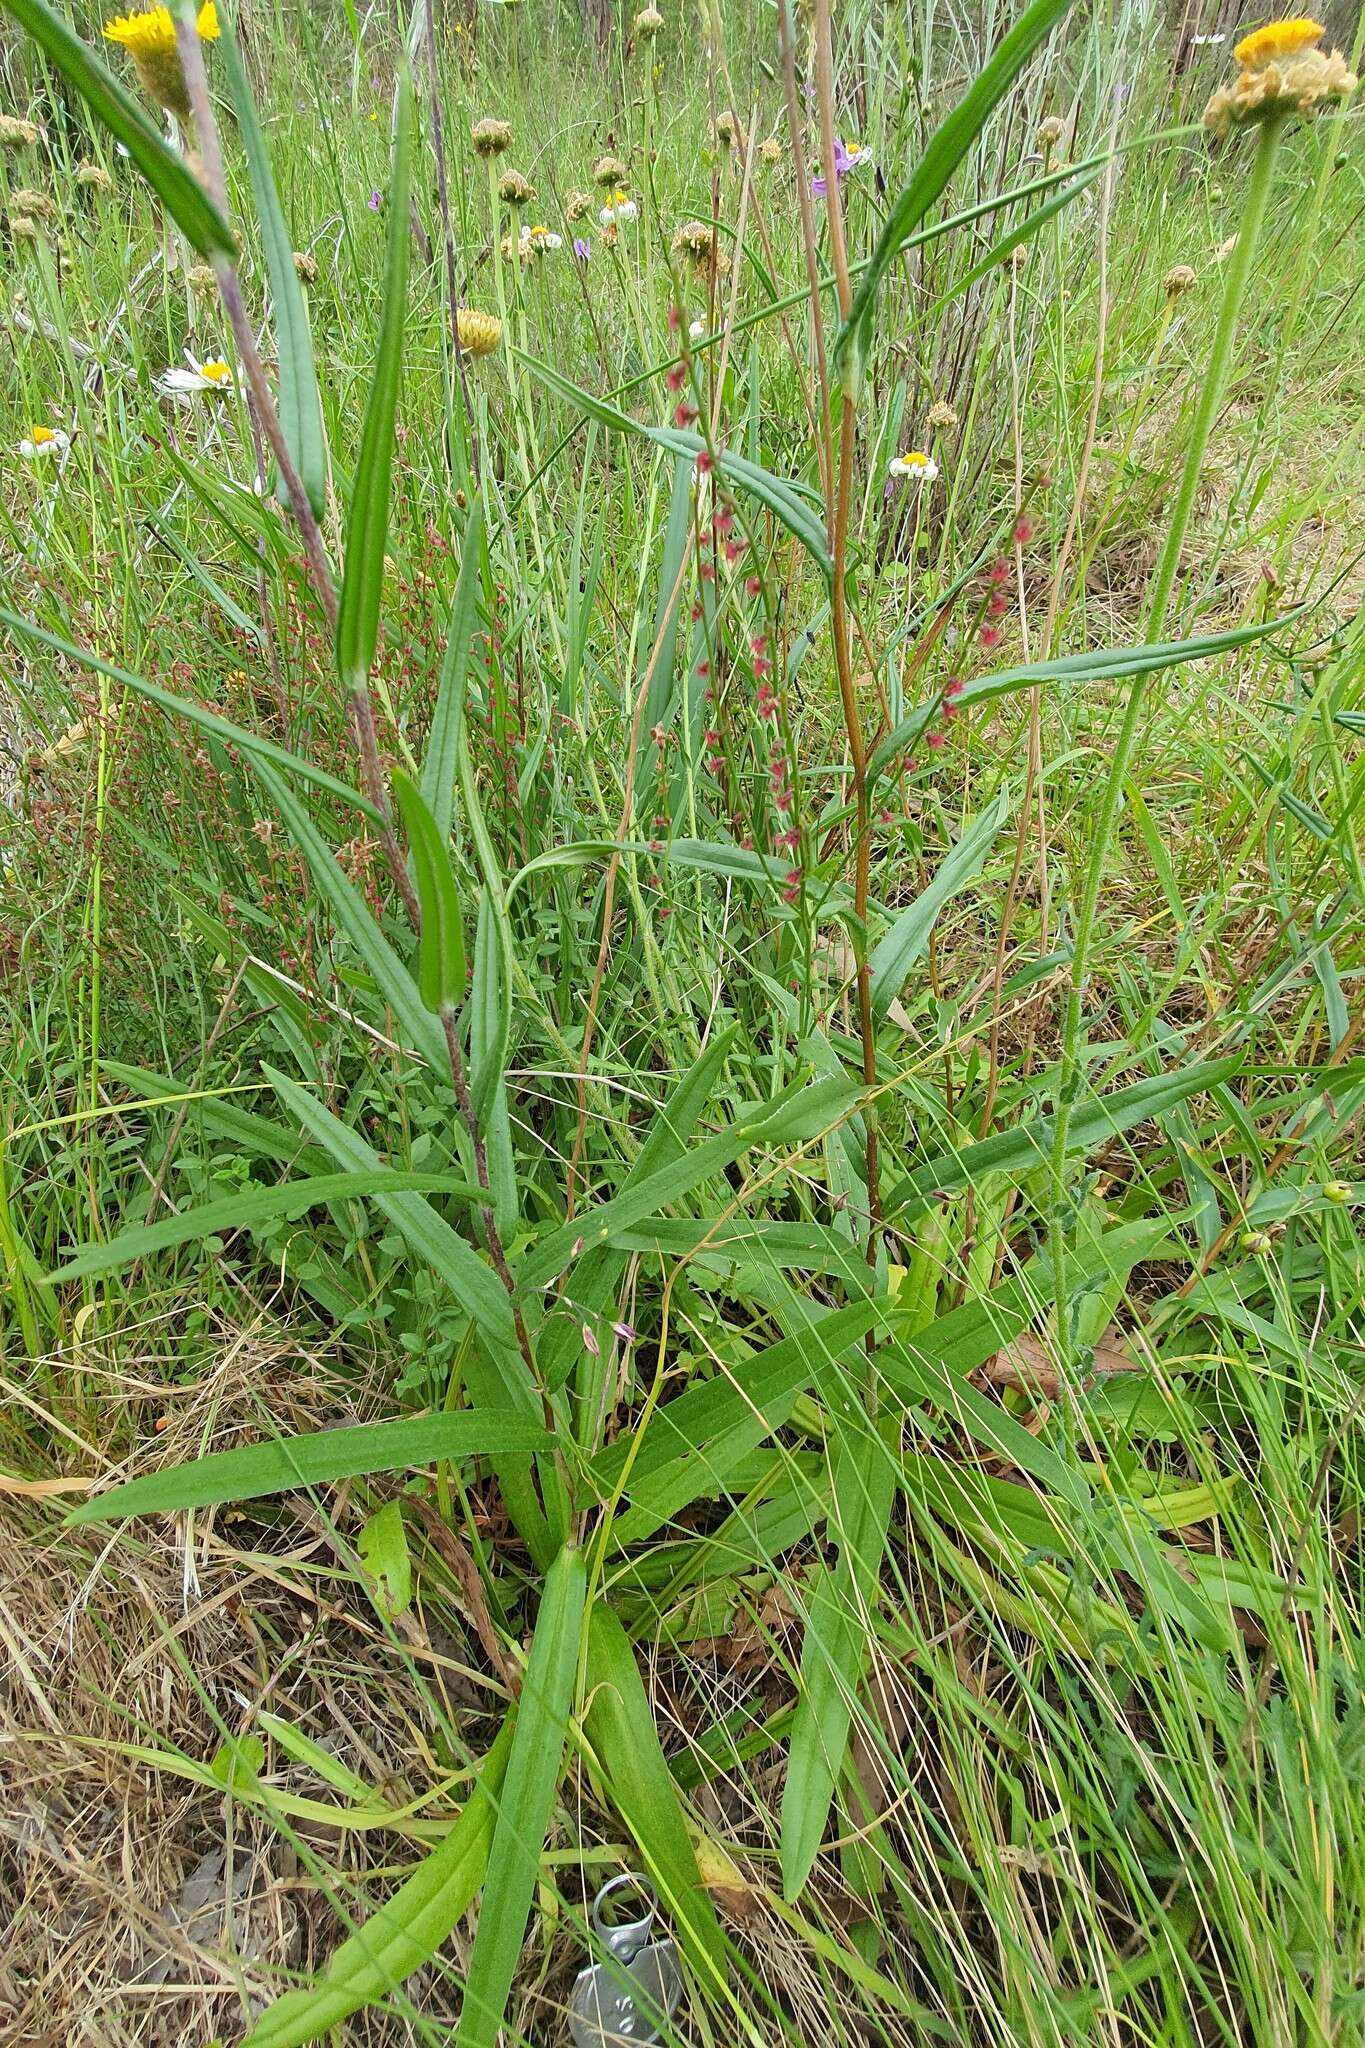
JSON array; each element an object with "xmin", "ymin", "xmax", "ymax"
[
  {"xmin": 367, "ymin": 189, "xmax": 384, "ymax": 212},
  {"xmin": 572, "ymin": 236, "xmax": 592, "ymax": 262},
  {"xmin": 810, "ymin": 136, "xmax": 870, "ymax": 198}
]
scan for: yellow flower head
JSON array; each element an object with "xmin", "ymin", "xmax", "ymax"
[
  {"xmin": 200, "ymin": 357, "xmax": 231, "ymax": 385},
  {"xmin": 456, "ymin": 307, "xmax": 502, "ymax": 357},
  {"xmin": 1205, "ymin": 16, "xmax": 1355, "ymax": 137},
  {"xmin": 1234, "ymin": 17, "xmax": 1322, "ymax": 67},
  {"xmin": 103, "ymin": 5, "xmax": 218, "ymax": 123},
  {"xmin": 30, "ymin": 424, "xmax": 55, "ymax": 446},
  {"xmin": 104, "ymin": 3, "xmax": 218, "ymax": 52}
]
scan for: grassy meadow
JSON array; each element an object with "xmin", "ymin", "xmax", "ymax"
[{"xmin": 1, "ymin": 0, "xmax": 1364, "ymax": 2042}]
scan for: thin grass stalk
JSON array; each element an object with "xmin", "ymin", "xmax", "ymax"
[
  {"xmin": 1048, "ymin": 112, "xmax": 1286, "ymax": 1369},
  {"xmin": 813, "ymin": 0, "xmax": 879, "ymax": 1258}
]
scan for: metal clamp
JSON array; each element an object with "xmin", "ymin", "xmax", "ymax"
[{"xmin": 567, "ymin": 1874, "xmax": 682, "ymax": 2045}]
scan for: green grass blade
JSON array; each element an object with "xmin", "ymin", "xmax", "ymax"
[
  {"xmin": 869, "ymin": 789, "xmax": 1012, "ymax": 1019},
  {"xmin": 252, "ymin": 759, "xmax": 446, "ymax": 1069},
  {"xmin": 67, "ymin": 1411, "xmax": 551, "ymax": 1525},
  {"xmin": 392, "ymin": 768, "xmax": 467, "ymax": 1012},
  {"xmin": 265, "ymin": 1067, "xmax": 530, "ymax": 1393},
  {"xmin": 421, "ymin": 504, "xmax": 485, "ymax": 842},
  {"xmin": 518, "ymin": 351, "xmax": 833, "ymax": 578},
  {"xmin": 1, "ymin": 0, "xmax": 235, "ymax": 255},
  {"xmin": 883, "ymin": 1057, "xmax": 1244, "ymax": 1220},
  {"xmin": 781, "ymin": 1424, "xmax": 898, "ymax": 1900},
  {"xmin": 584, "ymin": 1600, "xmax": 728, "ymax": 1983},
  {"xmin": 517, "ymin": 1073, "xmax": 863, "ymax": 1297},
  {"xmin": 239, "ymin": 1724, "xmax": 514, "ymax": 2048},
  {"xmin": 457, "ymin": 722, "xmax": 514, "ymax": 1124},
  {"xmin": 218, "ymin": 7, "xmax": 327, "ymax": 517},
  {"xmin": 335, "ymin": 76, "xmax": 413, "ymax": 692},
  {"xmin": 0, "ymin": 609, "xmax": 383, "ymax": 825},
  {"xmin": 455, "ymin": 1546, "xmax": 586, "ymax": 2048},
  {"xmin": 44, "ymin": 1169, "xmax": 483, "ymax": 1284},
  {"xmin": 833, "ymin": 0, "xmax": 1079, "ymax": 400}
]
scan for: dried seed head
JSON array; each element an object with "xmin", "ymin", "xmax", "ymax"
[
  {"xmin": 186, "ymin": 262, "xmax": 216, "ymax": 293},
  {"xmin": 593, "ymin": 153, "xmax": 627, "ymax": 187},
  {"xmin": 0, "ymin": 115, "xmax": 41, "ymax": 149},
  {"xmin": 1035, "ymin": 114, "xmax": 1066, "ymax": 149},
  {"xmin": 633, "ymin": 6, "xmax": 664, "ymax": 39},
  {"xmin": 712, "ymin": 108, "xmax": 746, "ymax": 149},
  {"xmin": 1163, "ymin": 263, "xmax": 1198, "ymax": 298},
  {"xmin": 758, "ymin": 135, "xmax": 783, "ymax": 164},
  {"xmin": 565, "ymin": 188, "xmax": 594, "ymax": 221},
  {"xmin": 76, "ymin": 161, "xmax": 113, "ymax": 191},
  {"xmin": 471, "ymin": 116, "xmax": 513, "ymax": 157},
  {"xmin": 9, "ymin": 214, "xmax": 39, "ymax": 243},
  {"xmin": 10, "ymin": 187, "xmax": 56, "ymax": 220},
  {"xmin": 292, "ymin": 249, "xmax": 318, "ymax": 283},
  {"xmin": 927, "ymin": 399, "xmax": 958, "ymax": 430},
  {"xmin": 497, "ymin": 168, "xmax": 535, "ymax": 206}
]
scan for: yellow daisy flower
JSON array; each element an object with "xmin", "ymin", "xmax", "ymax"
[
  {"xmin": 103, "ymin": 5, "xmax": 219, "ymax": 124},
  {"xmin": 1234, "ymin": 17, "xmax": 1323, "ymax": 68}
]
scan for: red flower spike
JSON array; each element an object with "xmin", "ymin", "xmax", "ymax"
[
  {"xmin": 980, "ymin": 625, "xmax": 1001, "ymax": 649},
  {"xmin": 666, "ymin": 364, "xmax": 686, "ymax": 392},
  {"xmin": 927, "ymin": 730, "xmax": 946, "ymax": 750}
]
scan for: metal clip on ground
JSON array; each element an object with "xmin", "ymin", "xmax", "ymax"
[{"xmin": 567, "ymin": 1872, "xmax": 683, "ymax": 2045}]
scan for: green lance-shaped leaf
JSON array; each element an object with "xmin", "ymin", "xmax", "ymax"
[
  {"xmin": 335, "ymin": 76, "xmax": 413, "ymax": 693},
  {"xmin": 519, "ymin": 351, "xmax": 833, "ymax": 580},
  {"xmin": 218, "ymin": 8, "xmax": 328, "ymax": 517},
  {"xmin": 868, "ymin": 788, "xmax": 1013, "ymax": 1019},
  {"xmin": 0, "ymin": 608, "xmax": 384, "ymax": 825},
  {"xmin": 455, "ymin": 1546, "xmax": 586, "ymax": 2048},
  {"xmin": 0, "ymin": 0, "xmax": 235, "ymax": 255},
  {"xmin": 392, "ymin": 768, "xmax": 467, "ymax": 1012},
  {"xmin": 832, "ymin": 0, "xmax": 1079, "ymax": 402},
  {"xmin": 421, "ymin": 504, "xmax": 486, "ymax": 842},
  {"xmin": 240, "ymin": 1723, "xmax": 514, "ymax": 2048},
  {"xmin": 66, "ymin": 1409, "xmax": 551, "ymax": 1525},
  {"xmin": 584, "ymin": 1601, "xmax": 728, "ymax": 1984},
  {"xmin": 781, "ymin": 1422, "xmax": 898, "ymax": 1900}
]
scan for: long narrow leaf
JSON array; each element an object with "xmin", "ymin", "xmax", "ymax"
[
  {"xmin": 519, "ymin": 352, "xmax": 833, "ymax": 579},
  {"xmin": 219, "ymin": 9, "xmax": 327, "ymax": 516},
  {"xmin": 584, "ymin": 1602, "xmax": 728, "ymax": 1983},
  {"xmin": 240, "ymin": 1724, "xmax": 514, "ymax": 2048},
  {"xmin": 67, "ymin": 1410, "xmax": 550, "ymax": 1525},
  {"xmin": 883, "ymin": 1058, "xmax": 1243, "ymax": 1220},
  {"xmin": 781, "ymin": 1426, "xmax": 898, "ymax": 1899},
  {"xmin": 455, "ymin": 1547, "xmax": 586, "ymax": 2048},
  {"xmin": 44, "ymin": 1168, "xmax": 483, "ymax": 1284},
  {"xmin": 0, "ymin": 609, "xmax": 383, "ymax": 824},
  {"xmin": 868, "ymin": 789, "xmax": 1012, "ymax": 1019},
  {"xmin": 833, "ymin": 0, "xmax": 1079, "ymax": 400},
  {"xmin": 421, "ymin": 505, "xmax": 485, "ymax": 842},
  {"xmin": 336, "ymin": 79, "xmax": 413, "ymax": 691}
]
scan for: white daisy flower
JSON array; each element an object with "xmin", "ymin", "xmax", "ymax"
[
  {"xmin": 888, "ymin": 449, "xmax": 939, "ymax": 485},
  {"xmin": 1190, "ymin": 33, "xmax": 1225, "ymax": 46},
  {"xmin": 599, "ymin": 190, "xmax": 638, "ymax": 226},
  {"xmin": 19, "ymin": 424, "xmax": 70, "ymax": 459},
  {"xmin": 156, "ymin": 352, "xmax": 234, "ymax": 398},
  {"xmin": 519, "ymin": 224, "xmax": 563, "ymax": 255},
  {"xmin": 688, "ymin": 317, "xmax": 707, "ymax": 343}
]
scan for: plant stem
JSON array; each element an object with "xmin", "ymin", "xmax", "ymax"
[
  {"xmin": 1048, "ymin": 113, "xmax": 1285, "ymax": 1367},
  {"xmin": 813, "ymin": 0, "xmax": 880, "ymax": 1256}
]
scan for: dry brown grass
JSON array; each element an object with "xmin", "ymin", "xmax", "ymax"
[{"xmin": 0, "ymin": 1318, "xmax": 511, "ymax": 2046}]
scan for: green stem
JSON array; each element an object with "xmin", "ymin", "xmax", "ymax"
[{"xmin": 1048, "ymin": 113, "xmax": 1284, "ymax": 1369}]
